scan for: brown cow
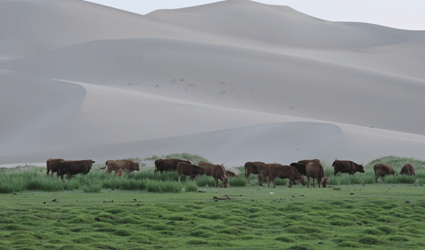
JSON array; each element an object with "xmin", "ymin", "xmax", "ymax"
[
  {"xmin": 226, "ymin": 170, "xmax": 238, "ymax": 178},
  {"xmin": 154, "ymin": 158, "xmax": 190, "ymax": 173},
  {"xmin": 374, "ymin": 163, "xmax": 395, "ymax": 183},
  {"xmin": 105, "ymin": 160, "xmax": 140, "ymax": 175},
  {"xmin": 400, "ymin": 163, "xmax": 415, "ymax": 176},
  {"xmin": 244, "ymin": 161, "xmax": 269, "ymax": 186},
  {"xmin": 332, "ymin": 159, "xmax": 365, "ymax": 175},
  {"xmin": 46, "ymin": 158, "xmax": 64, "ymax": 176},
  {"xmin": 198, "ymin": 161, "xmax": 215, "ymax": 176},
  {"xmin": 211, "ymin": 164, "xmax": 228, "ymax": 188},
  {"xmin": 268, "ymin": 164, "xmax": 305, "ymax": 188},
  {"xmin": 305, "ymin": 162, "xmax": 330, "ymax": 188},
  {"xmin": 57, "ymin": 160, "xmax": 94, "ymax": 180},
  {"xmin": 177, "ymin": 162, "xmax": 205, "ymax": 182}
]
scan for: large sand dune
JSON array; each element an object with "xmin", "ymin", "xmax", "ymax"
[{"xmin": 1, "ymin": 0, "xmax": 425, "ymax": 167}]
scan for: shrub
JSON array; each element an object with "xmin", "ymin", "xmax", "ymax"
[
  {"xmin": 196, "ymin": 176, "xmax": 216, "ymax": 187},
  {"xmin": 228, "ymin": 176, "xmax": 247, "ymax": 187},
  {"xmin": 146, "ymin": 180, "xmax": 181, "ymax": 193},
  {"xmin": 184, "ymin": 182, "xmax": 199, "ymax": 192}
]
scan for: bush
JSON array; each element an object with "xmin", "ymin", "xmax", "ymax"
[
  {"xmin": 184, "ymin": 182, "xmax": 199, "ymax": 192},
  {"xmin": 146, "ymin": 180, "xmax": 181, "ymax": 193},
  {"xmin": 196, "ymin": 176, "xmax": 216, "ymax": 187},
  {"xmin": 228, "ymin": 177, "xmax": 247, "ymax": 187}
]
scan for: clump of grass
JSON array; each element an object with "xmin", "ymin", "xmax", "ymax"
[
  {"xmin": 228, "ymin": 176, "xmax": 247, "ymax": 187},
  {"xmin": 146, "ymin": 180, "xmax": 181, "ymax": 193},
  {"xmin": 384, "ymin": 175, "xmax": 416, "ymax": 184},
  {"xmin": 184, "ymin": 182, "xmax": 199, "ymax": 192},
  {"xmin": 196, "ymin": 175, "xmax": 216, "ymax": 187}
]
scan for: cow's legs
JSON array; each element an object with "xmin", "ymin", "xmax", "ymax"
[
  {"xmin": 178, "ymin": 173, "xmax": 181, "ymax": 183},
  {"xmin": 214, "ymin": 178, "xmax": 218, "ymax": 187},
  {"xmin": 312, "ymin": 178, "xmax": 316, "ymax": 188},
  {"xmin": 258, "ymin": 174, "xmax": 263, "ymax": 186},
  {"xmin": 245, "ymin": 169, "xmax": 251, "ymax": 183},
  {"xmin": 317, "ymin": 178, "xmax": 321, "ymax": 188},
  {"xmin": 307, "ymin": 176, "xmax": 311, "ymax": 187},
  {"xmin": 288, "ymin": 178, "xmax": 293, "ymax": 188}
]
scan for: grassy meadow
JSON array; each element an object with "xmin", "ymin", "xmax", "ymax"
[{"xmin": 1, "ymin": 155, "xmax": 425, "ymax": 249}]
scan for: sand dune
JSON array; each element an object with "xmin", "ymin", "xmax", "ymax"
[
  {"xmin": 1, "ymin": 0, "xmax": 425, "ymax": 167},
  {"xmin": 148, "ymin": 0, "xmax": 425, "ymax": 49}
]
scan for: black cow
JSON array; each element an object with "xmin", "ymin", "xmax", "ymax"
[
  {"xmin": 332, "ymin": 159, "xmax": 364, "ymax": 175},
  {"xmin": 57, "ymin": 160, "xmax": 94, "ymax": 180},
  {"xmin": 154, "ymin": 158, "xmax": 190, "ymax": 173}
]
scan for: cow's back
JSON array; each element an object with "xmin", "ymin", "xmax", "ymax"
[
  {"xmin": 47, "ymin": 158, "xmax": 64, "ymax": 173},
  {"xmin": 199, "ymin": 161, "xmax": 215, "ymax": 176},
  {"xmin": 374, "ymin": 163, "xmax": 394, "ymax": 175},
  {"xmin": 401, "ymin": 163, "xmax": 415, "ymax": 176},
  {"xmin": 244, "ymin": 161, "xmax": 264, "ymax": 175},
  {"xmin": 306, "ymin": 162, "xmax": 325, "ymax": 178}
]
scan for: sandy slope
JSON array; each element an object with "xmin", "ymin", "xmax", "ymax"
[{"xmin": 1, "ymin": 0, "xmax": 425, "ymax": 167}]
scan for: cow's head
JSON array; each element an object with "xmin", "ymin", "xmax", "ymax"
[
  {"xmin": 322, "ymin": 178, "xmax": 330, "ymax": 187},
  {"xmin": 132, "ymin": 162, "xmax": 140, "ymax": 171},
  {"xmin": 298, "ymin": 176, "xmax": 306, "ymax": 186},
  {"xmin": 357, "ymin": 164, "xmax": 365, "ymax": 173},
  {"xmin": 222, "ymin": 177, "xmax": 229, "ymax": 188}
]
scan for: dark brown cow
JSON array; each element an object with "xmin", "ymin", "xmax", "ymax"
[
  {"xmin": 57, "ymin": 160, "xmax": 94, "ymax": 180},
  {"xmin": 244, "ymin": 161, "xmax": 269, "ymax": 186},
  {"xmin": 105, "ymin": 160, "xmax": 140, "ymax": 175},
  {"xmin": 374, "ymin": 163, "xmax": 395, "ymax": 183},
  {"xmin": 305, "ymin": 162, "xmax": 330, "ymax": 188},
  {"xmin": 154, "ymin": 158, "xmax": 190, "ymax": 173},
  {"xmin": 177, "ymin": 162, "xmax": 205, "ymax": 182},
  {"xmin": 267, "ymin": 164, "xmax": 305, "ymax": 188},
  {"xmin": 46, "ymin": 158, "xmax": 64, "ymax": 176},
  {"xmin": 332, "ymin": 159, "xmax": 365, "ymax": 175},
  {"xmin": 211, "ymin": 164, "xmax": 228, "ymax": 188},
  {"xmin": 400, "ymin": 163, "xmax": 415, "ymax": 176},
  {"xmin": 226, "ymin": 170, "xmax": 238, "ymax": 178}
]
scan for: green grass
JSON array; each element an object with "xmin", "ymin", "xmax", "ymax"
[{"xmin": 1, "ymin": 184, "xmax": 424, "ymax": 249}]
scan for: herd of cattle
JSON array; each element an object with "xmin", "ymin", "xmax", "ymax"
[{"xmin": 46, "ymin": 158, "xmax": 416, "ymax": 188}]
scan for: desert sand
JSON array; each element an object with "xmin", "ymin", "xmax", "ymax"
[{"xmin": 1, "ymin": 0, "xmax": 425, "ymax": 168}]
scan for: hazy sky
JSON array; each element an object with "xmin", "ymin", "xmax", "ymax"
[{"xmin": 85, "ymin": 0, "xmax": 425, "ymax": 30}]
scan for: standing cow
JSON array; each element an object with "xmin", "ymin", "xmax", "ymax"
[
  {"xmin": 57, "ymin": 160, "xmax": 95, "ymax": 180},
  {"xmin": 154, "ymin": 159, "xmax": 190, "ymax": 173},
  {"xmin": 244, "ymin": 161, "xmax": 269, "ymax": 186},
  {"xmin": 332, "ymin": 159, "xmax": 365, "ymax": 175},
  {"xmin": 46, "ymin": 158, "xmax": 64, "ymax": 176},
  {"xmin": 290, "ymin": 159, "xmax": 320, "ymax": 176},
  {"xmin": 400, "ymin": 163, "xmax": 415, "ymax": 176},
  {"xmin": 198, "ymin": 161, "xmax": 215, "ymax": 176},
  {"xmin": 212, "ymin": 164, "xmax": 228, "ymax": 188},
  {"xmin": 267, "ymin": 164, "xmax": 305, "ymax": 188},
  {"xmin": 177, "ymin": 162, "xmax": 205, "ymax": 182},
  {"xmin": 374, "ymin": 163, "xmax": 395, "ymax": 183},
  {"xmin": 105, "ymin": 160, "xmax": 140, "ymax": 175},
  {"xmin": 305, "ymin": 162, "xmax": 330, "ymax": 188}
]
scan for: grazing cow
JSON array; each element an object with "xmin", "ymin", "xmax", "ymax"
[
  {"xmin": 244, "ymin": 161, "xmax": 269, "ymax": 186},
  {"xmin": 268, "ymin": 164, "xmax": 305, "ymax": 188},
  {"xmin": 332, "ymin": 159, "xmax": 365, "ymax": 175},
  {"xmin": 57, "ymin": 160, "xmax": 95, "ymax": 180},
  {"xmin": 305, "ymin": 162, "xmax": 330, "ymax": 188},
  {"xmin": 374, "ymin": 163, "xmax": 395, "ymax": 183},
  {"xmin": 226, "ymin": 170, "xmax": 238, "ymax": 178},
  {"xmin": 46, "ymin": 158, "xmax": 64, "ymax": 176},
  {"xmin": 105, "ymin": 160, "xmax": 140, "ymax": 175},
  {"xmin": 154, "ymin": 158, "xmax": 190, "ymax": 173},
  {"xmin": 211, "ymin": 164, "xmax": 228, "ymax": 188},
  {"xmin": 176, "ymin": 162, "xmax": 205, "ymax": 182},
  {"xmin": 400, "ymin": 163, "xmax": 415, "ymax": 176},
  {"xmin": 290, "ymin": 159, "xmax": 320, "ymax": 176}
]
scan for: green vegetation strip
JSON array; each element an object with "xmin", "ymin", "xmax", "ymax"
[{"xmin": 1, "ymin": 185, "xmax": 425, "ymax": 249}]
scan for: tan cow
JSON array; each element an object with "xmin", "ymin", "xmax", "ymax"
[
  {"xmin": 400, "ymin": 163, "xmax": 415, "ymax": 176},
  {"xmin": 46, "ymin": 158, "xmax": 64, "ymax": 176},
  {"xmin": 105, "ymin": 160, "xmax": 140, "ymax": 175},
  {"xmin": 268, "ymin": 164, "xmax": 305, "ymax": 188},
  {"xmin": 211, "ymin": 164, "xmax": 228, "ymax": 188},
  {"xmin": 305, "ymin": 162, "xmax": 330, "ymax": 188},
  {"xmin": 374, "ymin": 163, "xmax": 395, "ymax": 183}
]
